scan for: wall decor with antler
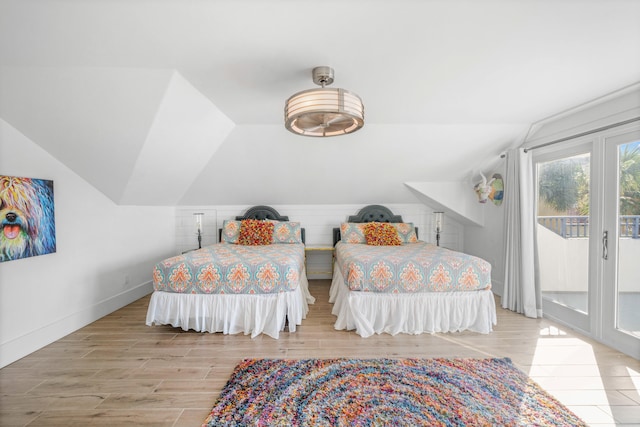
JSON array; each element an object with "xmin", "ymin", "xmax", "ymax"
[{"xmin": 473, "ymin": 173, "xmax": 504, "ymax": 206}]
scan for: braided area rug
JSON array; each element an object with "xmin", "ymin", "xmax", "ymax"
[{"xmin": 202, "ymin": 357, "xmax": 587, "ymax": 427}]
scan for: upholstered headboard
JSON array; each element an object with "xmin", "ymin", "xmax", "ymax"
[
  {"xmin": 219, "ymin": 205, "xmax": 305, "ymax": 243},
  {"xmin": 235, "ymin": 205, "xmax": 288, "ymax": 221},
  {"xmin": 347, "ymin": 205, "xmax": 404, "ymax": 223},
  {"xmin": 333, "ymin": 205, "xmax": 418, "ymax": 245}
]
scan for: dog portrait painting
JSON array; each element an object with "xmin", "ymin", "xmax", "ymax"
[{"xmin": 0, "ymin": 175, "xmax": 56, "ymax": 262}]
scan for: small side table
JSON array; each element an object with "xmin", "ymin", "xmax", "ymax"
[{"xmin": 304, "ymin": 245, "xmax": 335, "ymax": 277}]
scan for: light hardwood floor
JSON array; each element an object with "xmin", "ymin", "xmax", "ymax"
[{"xmin": 1, "ymin": 280, "xmax": 639, "ymax": 426}]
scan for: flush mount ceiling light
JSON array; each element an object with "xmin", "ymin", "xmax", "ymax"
[{"xmin": 284, "ymin": 66, "xmax": 364, "ymax": 137}]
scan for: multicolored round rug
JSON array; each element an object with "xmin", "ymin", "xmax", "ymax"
[{"xmin": 203, "ymin": 357, "xmax": 586, "ymax": 426}]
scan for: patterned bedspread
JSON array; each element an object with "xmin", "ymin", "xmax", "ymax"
[
  {"xmin": 153, "ymin": 243, "xmax": 305, "ymax": 294},
  {"xmin": 335, "ymin": 241, "xmax": 492, "ymax": 293}
]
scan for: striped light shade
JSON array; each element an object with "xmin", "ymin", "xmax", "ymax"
[{"xmin": 284, "ymin": 67, "xmax": 364, "ymax": 137}]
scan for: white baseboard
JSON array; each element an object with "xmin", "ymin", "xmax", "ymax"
[{"xmin": 0, "ymin": 281, "xmax": 153, "ymax": 369}]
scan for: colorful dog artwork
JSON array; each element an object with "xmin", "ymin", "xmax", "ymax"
[{"xmin": 0, "ymin": 175, "xmax": 56, "ymax": 262}]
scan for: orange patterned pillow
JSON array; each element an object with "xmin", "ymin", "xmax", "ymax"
[
  {"xmin": 340, "ymin": 222, "xmax": 367, "ymax": 244},
  {"xmin": 237, "ymin": 219, "xmax": 274, "ymax": 245},
  {"xmin": 392, "ymin": 222, "xmax": 419, "ymax": 243},
  {"xmin": 363, "ymin": 222, "xmax": 402, "ymax": 246},
  {"xmin": 268, "ymin": 220, "xmax": 303, "ymax": 243}
]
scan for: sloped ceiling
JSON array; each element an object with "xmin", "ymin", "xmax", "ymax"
[{"xmin": 1, "ymin": 0, "xmax": 639, "ymax": 206}]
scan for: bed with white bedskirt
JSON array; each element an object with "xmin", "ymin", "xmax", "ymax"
[
  {"xmin": 328, "ymin": 205, "xmax": 497, "ymax": 337},
  {"xmin": 146, "ymin": 206, "xmax": 314, "ymax": 338}
]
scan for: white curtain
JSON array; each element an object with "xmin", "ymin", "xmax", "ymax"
[{"xmin": 502, "ymin": 148, "xmax": 540, "ymax": 318}]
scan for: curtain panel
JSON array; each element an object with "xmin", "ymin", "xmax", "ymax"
[{"xmin": 502, "ymin": 148, "xmax": 540, "ymax": 318}]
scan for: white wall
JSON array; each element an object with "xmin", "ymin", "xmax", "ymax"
[
  {"xmin": 537, "ymin": 225, "xmax": 589, "ymax": 292},
  {"xmin": 0, "ymin": 114, "xmax": 467, "ymax": 368},
  {"xmin": 538, "ymin": 227, "xmax": 640, "ymax": 293},
  {"xmin": 463, "ymin": 161, "xmax": 507, "ymax": 296},
  {"xmin": 461, "ymin": 86, "xmax": 640, "ymax": 298},
  {"xmin": 525, "ymin": 87, "xmax": 640, "ymax": 145},
  {"xmin": 175, "ymin": 204, "xmax": 464, "ymax": 280},
  {"xmin": 0, "ymin": 120, "xmax": 176, "ymax": 368},
  {"xmin": 175, "ymin": 208, "xmax": 218, "ymax": 254},
  {"xmin": 619, "ymin": 239, "xmax": 640, "ymax": 292}
]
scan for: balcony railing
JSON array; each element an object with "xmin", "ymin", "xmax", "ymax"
[{"xmin": 538, "ymin": 215, "xmax": 640, "ymax": 239}]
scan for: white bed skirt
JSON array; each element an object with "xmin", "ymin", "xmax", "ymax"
[
  {"xmin": 146, "ymin": 274, "xmax": 314, "ymax": 339},
  {"xmin": 329, "ymin": 266, "xmax": 496, "ymax": 338}
]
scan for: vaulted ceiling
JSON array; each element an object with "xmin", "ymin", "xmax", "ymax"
[{"xmin": 1, "ymin": 0, "xmax": 639, "ymax": 206}]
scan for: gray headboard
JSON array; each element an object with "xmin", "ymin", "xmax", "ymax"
[
  {"xmin": 219, "ymin": 205, "xmax": 305, "ymax": 243},
  {"xmin": 236, "ymin": 205, "xmax": 289, "ymax": 221},
  {"xmin": 333, "ymin": 205, "xmax": 417, "ymax": 245},
  {"xmin": 347, "ymin": 205, "xmax": 404, "ymax": 223}
]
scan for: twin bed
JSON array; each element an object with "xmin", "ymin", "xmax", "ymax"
[
  {"xmin": 147, "ymin": 205, "xmax": 496, "ymax": 338},
  {"xmin": 146, "ymin": 206, "xmax": 314, "ymax": 339},
  {"xmin": 329, "ymin": 205, "xmax": 496, "ymax": 337}
]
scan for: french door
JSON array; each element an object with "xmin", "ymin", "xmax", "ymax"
[
  {"xmin": 535, "ymin": 144, "xmax": 592, "ymax": 335},
  {"xmin": 602, "ymin": 129, "xmax": 640, "ymax": 358},
  {"xmin": 534, "ymin": 125, "xmax": 640, "ymax": 359}
]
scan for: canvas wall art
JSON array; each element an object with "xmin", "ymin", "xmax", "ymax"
[{"xmin": 0, "ymin": 175, "xmax": 56, "ymax": 262}]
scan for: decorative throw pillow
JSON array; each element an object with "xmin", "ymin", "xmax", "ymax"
[
  {"xmin": 221, "ymin": 220, "xmax": 242, "ymax": 243},
  {"xmin": 363, "ymin": 222, "xmax": 402, "ymax": 246},
  {"xmin": 340, "ymin": 223, "xmax": 367, "ymax": 244},
  {"xmin": 237, "ymin": 219, "xmax": 274, "ymax": 245},
  {"xmin": 269, "ymin": 220, "xmax": 303, "ymax": 243},
  {"xmin": 392, "ymin": 222, "xmax": 419, "ymax": 243}
]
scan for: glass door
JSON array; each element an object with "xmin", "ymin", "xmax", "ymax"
[
  {"xmin": 535, "ymin": 147, "xmax": 592, "ymax": 333},
  {"xmin": 602, "ymin": 131, "xmax": 640, "ymax": 359}
]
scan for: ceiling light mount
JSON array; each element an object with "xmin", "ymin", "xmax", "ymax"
[
  {"xmin": 312, "ymin": 66, "xmax": 334, "ymax": 87},
  {"xmin": 284, "ymin": 66, "xmax": 364, "ymax": 137}
]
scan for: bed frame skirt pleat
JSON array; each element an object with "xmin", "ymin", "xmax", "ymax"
[
  {"xmin": 146, "ymin": 274, "xmax": 312, "ymax": 339},
  {"xmin": 329, "ymin": 266, "xmax": 496, "ymax": 338}
]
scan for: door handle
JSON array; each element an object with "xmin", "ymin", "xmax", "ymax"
[{"xmin": 602, "ymin": 230, "xmax": 608, "ymax": 260}]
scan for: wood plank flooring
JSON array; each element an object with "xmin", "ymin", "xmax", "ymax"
[{"xmin": 1, "ymin": 280, "xmax": 639, "ymax": 426}]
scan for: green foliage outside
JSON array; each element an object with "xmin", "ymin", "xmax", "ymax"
[
  {"xmin": 538, "ymin": 142, "xmax": 640, "ymax": 216},
  {"xmin": 538, "ymin": 155, "xmax": 589, "ymax": 215},
  {"xmin": 619, "ymin": 144, "xmax": 640, "ymax": 215}
]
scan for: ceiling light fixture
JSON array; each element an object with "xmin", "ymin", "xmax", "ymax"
[{"xmin": 284, "ymin": 66, "xmax": 364, "ymax": 137}]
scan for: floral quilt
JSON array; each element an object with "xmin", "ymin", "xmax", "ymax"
[
  {"xmin": 153, "ymin": 243, "xmax": 305, "ymax": 294},
  {"xmin": 335, "ymin": 241, "xmax": 492, "ymax": 293}
]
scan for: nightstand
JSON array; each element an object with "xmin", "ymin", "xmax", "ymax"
[{"xmin": 304, "ymin": 245, "xmax": 335, "ymax": 277}]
